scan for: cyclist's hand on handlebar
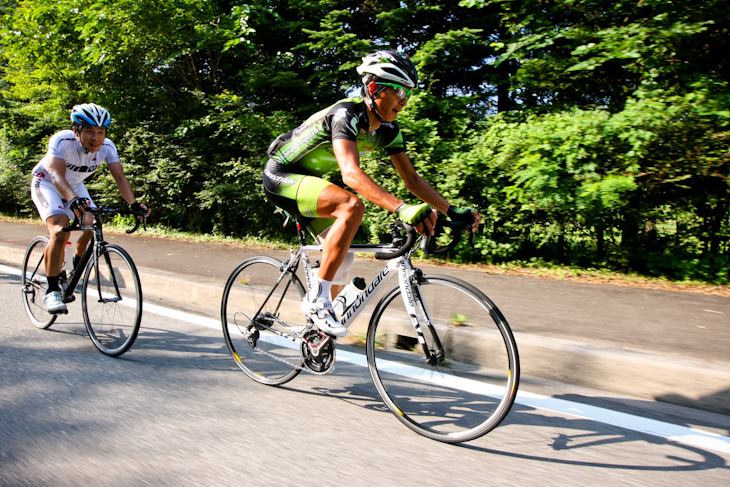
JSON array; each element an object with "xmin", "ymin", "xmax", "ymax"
[
  {"xmin": 397, "ymin": 203, "xmax": 437, "ymax": 236},
  {"xmin": 419, "ymin": 209, "xmax": 438, "ymax": 236},
  {"xmin": 130, "ymin": 201, "xmax": 151, "ymax": 219},
  {"xmin": 69, "ymin": 196, "xmax": 89, "ymax": 220},
  {"xmin": 447, "ymin": 205, "xmax": 481, "ymax": 233}
]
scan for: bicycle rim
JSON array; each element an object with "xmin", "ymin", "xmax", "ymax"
[
  {"xmin": 21, "ymin": 236, "xmax": 57, "ymax": 329},
  {"xmin": 221, "ymin": 256, "xmax": 305, "ymax": 386},
  {"xmin": 82, "ymin": 245, "xmax": 142, "ymax": 357},
  {"xmin": 367, "ymin": 275, "xmax": 519, "ymax": 443}
]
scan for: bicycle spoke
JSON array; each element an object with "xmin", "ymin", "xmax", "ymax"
[
  {"xmin": 221, "ymin": 256, "xmax": 306, "ymax": 385},
  {"xmin": 82, "ymin": 245, "xmax": 142, "ymax": 357},
  {"xmin": 21, "ymin": 236, "xmax": 57, "ymax": 329},
  {"xmin": 367, "ymin": 275, "xmax": 519, "ymax": 443}
]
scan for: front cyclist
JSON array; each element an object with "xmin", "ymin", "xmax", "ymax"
[
  {"xmin": 30, "ymin": 103, "xmax": 151, "ymax": 314},
  {"xmin": 263, "ymin": 50, "xmax": 480, "ymax": 337}
]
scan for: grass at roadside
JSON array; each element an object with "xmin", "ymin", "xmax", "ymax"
[{"xmin": 3, "ymin": 214, "xmax": 728, "ymax": 297}]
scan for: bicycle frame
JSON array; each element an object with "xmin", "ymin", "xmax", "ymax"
[
  {"xmin": 61, "ymin": 229, "xmax": 94, "ymax": 300},
  {"xmin": 62, "ymin": 209, "xmax": 128, "ymax": 304},
  {"xmin": 274, "ymin": 234, "xmax": 441, "ymax": 361},
  {"xmin": 299, "ymin": 242, "xmax": 402, "ymax": 328}
]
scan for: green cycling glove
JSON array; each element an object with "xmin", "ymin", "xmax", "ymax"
[{"xmin": 396, "ymin": 203, "xmax": 433, "ymax": 225}]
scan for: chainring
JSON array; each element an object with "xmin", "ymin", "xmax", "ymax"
[{"xmin": 300, "ymin": 329, "xmax": 336, "ymax": 373}]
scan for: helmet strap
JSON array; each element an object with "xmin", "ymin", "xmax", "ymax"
[
  {"xmin": 364, "ymin": 83, "xmax": 386, "ymax": 125},
  {"xmin": 73, "ymin": 125, "xmax": 91, "ymax": 154}
]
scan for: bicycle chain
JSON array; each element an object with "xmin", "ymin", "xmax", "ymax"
[{"xmin": 241, "ymin": 316, "xmax": 335, "ymax": 376}]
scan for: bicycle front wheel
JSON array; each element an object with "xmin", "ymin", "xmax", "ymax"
[
  {"xmin": 221, "ymin": 256, "xmax": 306, "ymax": 386},
  {"xmin": 367, "ymin": 274, "xmax": 519, "ymax": 443},
  {"xmin": 21, "ymin": 236, "xmax": 57, "ymax": 329},
  {"xmin": 82, "ymin": 244, "xmax": 142, "ymax": 357}
]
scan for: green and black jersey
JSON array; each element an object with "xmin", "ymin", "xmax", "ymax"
[
  {"xmin": 266, "ymin": 97, "xmax": 406, "ymax": 177},
  {"xmin": 263, "ymin": 97, "xmax": 407, "ymax": 222}
]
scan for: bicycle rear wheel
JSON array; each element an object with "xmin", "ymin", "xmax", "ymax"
[
  {"xmin": 221, "ymin": 256, "xmax": 305, "ymax": 386},
  {"xmin": 82, "ymin": 244, "xmax": 142, "ymax": 357},
  {"xmin": 367, "ymin": 274, "xmax": 519, "ymax": 443},
  {"xmin": 21, "ymin": 236, "xmax": 57, "ymax": 329}
]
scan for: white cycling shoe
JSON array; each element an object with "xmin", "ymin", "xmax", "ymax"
[
  {"xmin": 300, "ymin": 297, "xmax": 348, "ymax": 337},
  {"xmin": 44, "ymin": 291, "xmax": 67, "ymax": 314}
]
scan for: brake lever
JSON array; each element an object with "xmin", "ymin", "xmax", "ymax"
[
  {"xmin": 420, "ymin": 234, "xmax": 432, "ymax": 257},
  {"xmin": 61, "ymin": 216, "xmax": 81, "ymax": 233},
  {"xmin": 126, "ymin": 212, "xmax": 147, "ymax": 234}
]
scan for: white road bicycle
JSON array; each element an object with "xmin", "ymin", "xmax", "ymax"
[{"xmin": 221, "ymin": 214, "xmax": 519, "ymax": 443}]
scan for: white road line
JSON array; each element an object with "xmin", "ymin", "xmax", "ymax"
[
  {"xmin": 148, "ymin": 296, "xmax": 730, "ymax": 456},
  {"xmin": 4, "ymin": 263, "xmax": 729, "ymax": 455}
]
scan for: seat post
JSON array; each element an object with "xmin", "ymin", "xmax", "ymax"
[{"xmin": 294, "ymin": 214, "xmax": 312, "ymax": 247}]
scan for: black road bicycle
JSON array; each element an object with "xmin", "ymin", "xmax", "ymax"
[
  {"xmin": 21, "ymin": 207, "xmax": 145, "ymax": 357},
  {"xmin": 221, "ymin": 214, "xmax": 520, "ymax": 443}
]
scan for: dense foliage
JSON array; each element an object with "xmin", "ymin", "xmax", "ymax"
[{"xmin": 0, "ymin": 0, "xmax": 728, "ymax": 283}]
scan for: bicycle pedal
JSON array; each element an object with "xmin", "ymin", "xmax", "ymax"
[{"xmin": 63, "ymin": 294, "xmax": 76, "ymax": 304}]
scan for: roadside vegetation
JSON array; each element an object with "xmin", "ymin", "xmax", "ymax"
[
  {"xmin": 4, "ymin": 213, "xmax": 727, "ymax": 298},
  {"xmin": 1, "ymin": 1, "xmax": 727, "ymax": 286}
]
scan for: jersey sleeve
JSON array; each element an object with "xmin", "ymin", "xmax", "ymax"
[
  {"xmin": 48, "ymin": 131, "xmax": 71, "ymax": 160},
  {"xmin": 381, "ymin": 123, "xmax": 407, "ymax": 155},
  {"xmin": 325, "ymin": 104, "xmax": 361, "ymax": 143},
  {"xmin": 103, "ymin": 139, "xmax": 121, "ymax": 164}
]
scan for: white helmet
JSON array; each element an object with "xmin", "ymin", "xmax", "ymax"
[
  {"xmin": 356, "ymin": 50, "xmax": 418, "ymax": 89},
  {"xmin": 70, "ymin": 103, "xmax": 111, "ymax": 127}
]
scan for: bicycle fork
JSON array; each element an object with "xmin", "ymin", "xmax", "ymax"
[
  {"xmin": 90, "ymin": 244, "xmax": 123, "ymax": 304},
  {"xmin": 397, "ymin": 261, "xmax": 446, "ymax": 366}
]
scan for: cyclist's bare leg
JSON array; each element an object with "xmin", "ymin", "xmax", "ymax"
[
  {"xmin": 315, "ymin": 185, "xmax": 364, "ymax": 284},
  {"xmin": 44, "ymin": 211, "xmax": 93, "ymax": 275},
  {"xmin": 44, "ymin": 214, "xmax": 71, "ymax": 277},
  {"xmin": 331, "ymin": 284, "xmax": 344, "ymax": 300},
  {"xmin": 74, "ymin": 218, "xmax": 93, "ymax": 259}
]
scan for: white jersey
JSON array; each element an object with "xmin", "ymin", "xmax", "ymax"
[{"xmin": 31, "ymin": 129, "xmax": 120, "ymax": 187}]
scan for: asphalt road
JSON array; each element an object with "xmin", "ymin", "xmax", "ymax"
[
  {"xmin": 2, "ymin": 219, "xmax": 729, "ymax": 415},
  {"xmin": 2, "ymin": 268, "xmax": 730, "ymax": 486}
]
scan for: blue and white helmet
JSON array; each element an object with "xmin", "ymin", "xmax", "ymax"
[
  {"xmin": 70, "ymin": 103, "xmax": 111, "ymax": 127},
  {"xmin": 357, "ymin": 50, "xmax": 418, "ymax": 89}
]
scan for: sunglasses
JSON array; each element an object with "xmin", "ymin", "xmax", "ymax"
[{"xmin": 376, "ymin": 82, "xmax": 412, "ymax": 99}]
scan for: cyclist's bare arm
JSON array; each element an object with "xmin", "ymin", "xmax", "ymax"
[
  {"xmin": 48, "ymin": 157, "xmax": 77, "ymax": 202},
  {"xmin": 333, "ymin": 139, "xmax": 437, "ymax": 235},
  {"xmin": 48, "ymin": 157, "xmax": 89, "ymax": 225},
  {"xmin": 390, "ymin": 152, "xmax": 450, "ymax": 213},
  {"xmin": 391, "ymin": 152, "xmax": 481, "ymax": 232},
  {"xmin": 333, "ymin": 138, "xmax": 403, "ymax": 212},
  {"xmin": 108, "ymin": 162, "xmax": 151, "ymax": 217}
]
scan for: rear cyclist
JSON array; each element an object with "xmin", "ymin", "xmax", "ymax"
[
  {"xmin": 263, "ymin": 50, "xmax": 480, "ymax": 337},
  {"xmin": 30, "ymin": 103, "xmax": 151, "ymax": 314}
]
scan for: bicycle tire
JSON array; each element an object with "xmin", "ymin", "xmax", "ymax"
[
  {"xmin": 366, "ymin": 274, "xmax": 519, "ymax": 443},
  {"xmin": 82, "ymin": 244, "xmax": 142, "ymax": 357},
  {"xmin": 21, "ymin": 236, "xmax": 58, "ymax": 329},
  {"xmin": 221, "ymin": 256, "xmax": 306, "ymax": 386}
]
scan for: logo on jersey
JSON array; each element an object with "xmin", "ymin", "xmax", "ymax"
[
  {"xmin": 66, "ymin": 163, "xmax": 100, "ymax": 173},
  {"xmin": 334, "ymin": 108, "xmax": 357, "ymax": 136}
]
